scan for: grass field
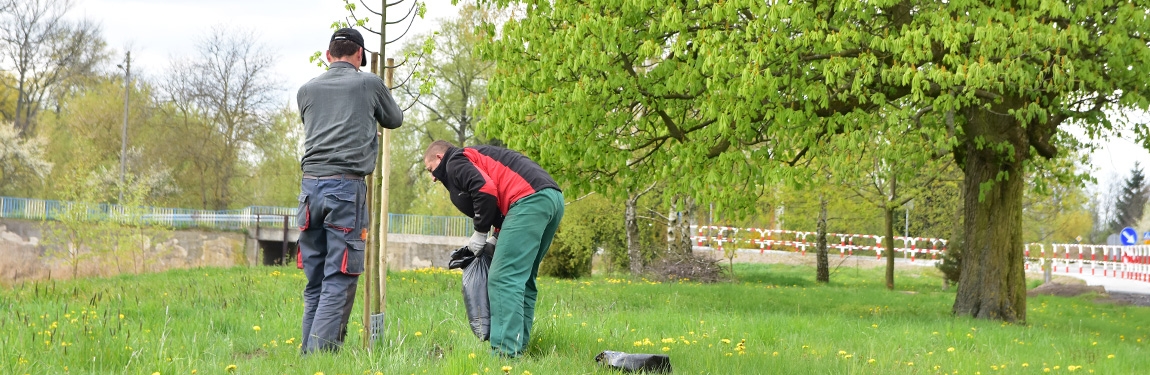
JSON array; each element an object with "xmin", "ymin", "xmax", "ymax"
[{"xmin": 1, "ymin": 262, "xmax": 1146, "ymax": 374}]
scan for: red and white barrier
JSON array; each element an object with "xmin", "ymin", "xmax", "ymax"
[{"xmin": 1024, "ymin": 244, "xmax": 1150, "ymax": 285}]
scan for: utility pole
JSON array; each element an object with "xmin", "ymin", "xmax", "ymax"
[{"xmin": 117, "ymin": 51, "xmax": 131, "ymax": 202}]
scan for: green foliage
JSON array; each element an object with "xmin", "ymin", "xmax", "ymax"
[
  {"xmin": 39, "ymin": 148, "xmax": 117, "ymax": 279},
  {"xmin": 39, "ymin": 76, "xmax": 176, "ymax": 204},
  {"xmin": 478, "ymin": 0, "xmax": 1150, "ymax": 320},
  {"xmin": 244, "ymin": 107, "xmax": 304, "ymax": 207},
  {"xmin": 2, "ymin": 265, "xmax": 1148, "ymax": 374},
  {"xmin": 394, "ymin": 3, "xmax": 496, "ymax": 148},
  {"xmin": 540, "ymin": 194, "xmax": 624, "ymax": 278}
]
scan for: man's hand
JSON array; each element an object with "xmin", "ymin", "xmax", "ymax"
[
  {"xmin": 468, "ymin": 231, "xmax": 488, "ymax": 253},
  {"xmin": 486, "ymin": 235, "xmax": 497, "ymax": 248}
]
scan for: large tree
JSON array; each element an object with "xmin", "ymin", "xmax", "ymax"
[
  {"xmin": 479, "ymin": 0, "xmax": 1150, "ymax": 322},
  {"xmin": 395, "ymin": 3, "xmax": 497, "ymax": 147},
  {"xmin": 159, "ymin": 28, "xmax": 279, "ymax": 210},
  {"xmin": 0, "ymin": 0, "xmax": 107, "ymax": 136},
  {"xmin": 1108, "ymin": 162, "xmax": 1149, "ymax": 233}
]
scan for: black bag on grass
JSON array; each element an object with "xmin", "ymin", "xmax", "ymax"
[
  {"xmin": 448, "ymin": 244, "xmax": 493, "ymax": 341},
  {"xmin": 594, "ymin": 350, "xmax": 672, "ymax": 373}
]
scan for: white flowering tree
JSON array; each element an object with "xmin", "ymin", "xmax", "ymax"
[{"xmin": 0, "ymin": 122, "xmax": 52, "ymax": 194}]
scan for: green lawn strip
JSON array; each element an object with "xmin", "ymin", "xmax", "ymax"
[{"xmin": 1, "ymin": 263, "xmax": 1145, "ymax": 374}]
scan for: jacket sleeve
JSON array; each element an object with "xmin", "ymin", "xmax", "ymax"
[
  {"xmin": 371, "ymin": 76, "xmax": 403, "ymax": 129},
  {"xmin": 447, "ymin": 157, "xmax": 501, "ymax": 232}
]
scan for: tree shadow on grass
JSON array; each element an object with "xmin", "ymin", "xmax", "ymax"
[{"xmin": 732, "ymin": 272, "xmax": 814, "ymax": 287}]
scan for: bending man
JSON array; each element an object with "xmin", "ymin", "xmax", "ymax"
[{"xmin": 423, "ymin": 140, "xmax": 564, "ymax": 357}]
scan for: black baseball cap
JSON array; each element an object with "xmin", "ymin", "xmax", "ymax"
[{"xmin": 331, "ymin": 27, "xmax": 367, "ymax": 67}]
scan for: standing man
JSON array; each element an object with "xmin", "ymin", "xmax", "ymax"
[
  {"xmin": 423, "ymin": 140, "xmax": 565, "ymax": 358},
  {"xmin": 296, "ymin": 27, "xmax": 402, "ymax": 354}
]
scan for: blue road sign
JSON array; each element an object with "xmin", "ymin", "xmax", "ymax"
[{"xmin": 1120, "ymin": 227, "xmax": 1138, "ymax": 246}]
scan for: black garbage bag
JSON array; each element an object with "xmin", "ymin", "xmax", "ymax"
[
  {"xmin": 447, "ymin": 244, "xmax": 493, "ymax": 341},
  {"xmin": 594, "ymin": 350, "xmax": 672, "ymax": 373}
]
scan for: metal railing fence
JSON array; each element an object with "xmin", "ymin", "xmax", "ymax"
[{"xmin": 0, "ymin": 196, "xmax": 471, "ymax": 237}]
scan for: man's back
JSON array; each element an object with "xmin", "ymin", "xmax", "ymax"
[{"xmin": 297, "ymin": 61, "xmax": 402, "ymax": 177}]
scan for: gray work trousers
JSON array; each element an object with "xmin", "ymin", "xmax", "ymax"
[{"xmin": 296, "ymin": 176, "xmax": 367, "ymax": 354}]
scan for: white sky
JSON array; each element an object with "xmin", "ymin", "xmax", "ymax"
[
  {"xmin": 68, "ymin": 0, "xmax": 1150, "ymax": 189},
  {"xmin": 71, "ymin": 0, "xmax": 460, "ymax": 97}
]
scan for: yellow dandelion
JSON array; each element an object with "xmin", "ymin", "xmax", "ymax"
[
  {"xmin": 947, "ymin": 347, "xmax": 955, "ymax": 352},
  {"xmin": 1107, "ymin": 354, "xmax": 1115, "ymax": 359},
  {"xmin": 252, "ymin": 325, "xmax": 261, "ymax": 331},
  {"xmin": 469, "ymin": 353, "xmax": 477, "ymax": 359},
  {"xmin": 597, "ymin": 338, "xmax": 604, "ymax": 343},
  {"xmin": 1023, "ymin": 363, "xmax": 1030, "ymax": 367},
  {"xmin": 992, "ymin": 365, "xmax": 999, "ymax": 370},
  {"xmin": 286, "ymin": 338, "xmax": 295, "ymax": 344},
  {"xmin": 662, "ymin": 347, "xmax": 670, "ymax": 352},
  {"xmin": 844, "ymin": 354, "xmax": 853, "ymax": 359},
  {"xmin": 119, "ymin": 314, "xmax": 124, "ymax": 319},
  {"xmin": 721, "ymin": 339, "xmax": 731, "ymax": 344},
  {"xmin": 192, "ymin": 370, "xmax": 197, "ymax": 374},
  {"xmin": 1044, "ymin": 368, "xmax": 1051, "ymax": 373},
  {"xmin": 314, "ymin": 372, "xmax": 324, "ymax": 375},
  {"xmin": 501, "ymin": 365, "xmax": 512, "ymax": 373},
  {"xmin": 724, "ymin": 352, "xmax": 733, "ymax": 357},
  {"xmin": 633, "ymin": 341, "xmax": 643, "ymax": 347},
  {"xmin": 523, "ymin": 372, "xmax": 531, "ymax": 375},
  {"xmin": 414, "ymin": 331, "xmax": 422, "ymax": 336},
  {"xmin": 867, "ymin": 359, "xmax": 875, "ymax": 364},
  {"xmin": 928, "ymin": 351, "xmax": 933, "ymax": 355},
  {"xmin": 907, "ymin": 362, "xmax": 914, "ymax": 366},
  {"xmin": 153, "ymin": 372, "xmax": 160, "ymax": 375},
  {"xmin": 772, "ymin": 352, "xmax": 779, "ymax": 356},
  {"xmin": 1054, "ymin": 366, "xmax": 1061, "ymax": 370},
  {"xmin": 838, "ymin": 350, "xmax": 847, "ymax": 355},
  {"xmin": 225, "ymin": 364, "xmax": 237, "ymax": 372}
]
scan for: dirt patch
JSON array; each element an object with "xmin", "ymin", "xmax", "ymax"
[
  {"xmin": 1028, "ymin": 282, "xmax": 1150, "ymax": 307},
  {"xmin": 237, "ymin": 348, "xmax": 268, "ymax": 360},
  {"xmin": 1028, "ymin": 282, "xmax": 1106, "ymax": 298},
  {"xmin": 648, "ymin": 252, "xmax": 727, "ymax": 283}
]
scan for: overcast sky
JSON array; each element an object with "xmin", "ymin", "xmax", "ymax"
[
  {"xmin": 71, "ymin": 0, "xmax": 459, "ymax": 96},
  {"xmin": 68, "ymin": 0, "xmax": 1150, "ymax": 191}
]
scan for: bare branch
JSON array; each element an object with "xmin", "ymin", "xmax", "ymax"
[
  {"xmin": 564, "ymin": 192, "xmax": 596, "ymax": 206},
  {"xmin": 387, "ymin": 0, "xmax": 420, "ymax": 25},
  {"xmin": 386, "ymin": 14, "xmax": 419, "ymax": 44},
  {"xmin": 358, "ymin": 0, "xmax": 382, "ymax": 15}
]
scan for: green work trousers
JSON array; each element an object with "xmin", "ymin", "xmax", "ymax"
[{"xmin": 488, "ymin": 188, "xmax": 564, "ymax": 357}]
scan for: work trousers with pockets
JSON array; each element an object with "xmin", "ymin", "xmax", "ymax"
[
  {"xmin": 296, "ymin": 176, "xmax": 367, "ymax": 354},
  {"xmin": 488, "ymin": 188, "xmax": 565, "ymax": 357}
]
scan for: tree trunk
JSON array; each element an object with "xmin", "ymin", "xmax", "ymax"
[
  {"xmin": 666, "ymin": 196, "xmax": 695, "ymax": 257},
  {"xmin": 15, "ymin": 71, "xmax": 28, "ymax": 135},
  {"xmin": 816, "ymin": 195, "xmax": 829, "ymax": 283},
  {"xmin": 952, "ymin": 107, "xmax": 1028, "ymax": 323},
  {"xmin": 885, "ymin": 206, "xmax": 895, "ymax": 290},
  {"xmin": 886, "ymin": 173, "xmax": 897, "ymax": 290},
  {"xmin": 625, "ymin": 192, "xmax": 643, "ymax": 274}
]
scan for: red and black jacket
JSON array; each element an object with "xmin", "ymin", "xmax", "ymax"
[{"xmin": 430, "ymin": 146, "xmax": 561, "ymax": 232}]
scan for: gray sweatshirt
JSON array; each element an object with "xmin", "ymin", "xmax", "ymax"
[{"xmin": 297, "ymin": 61, "xmax": 403, "ymax": 177}]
